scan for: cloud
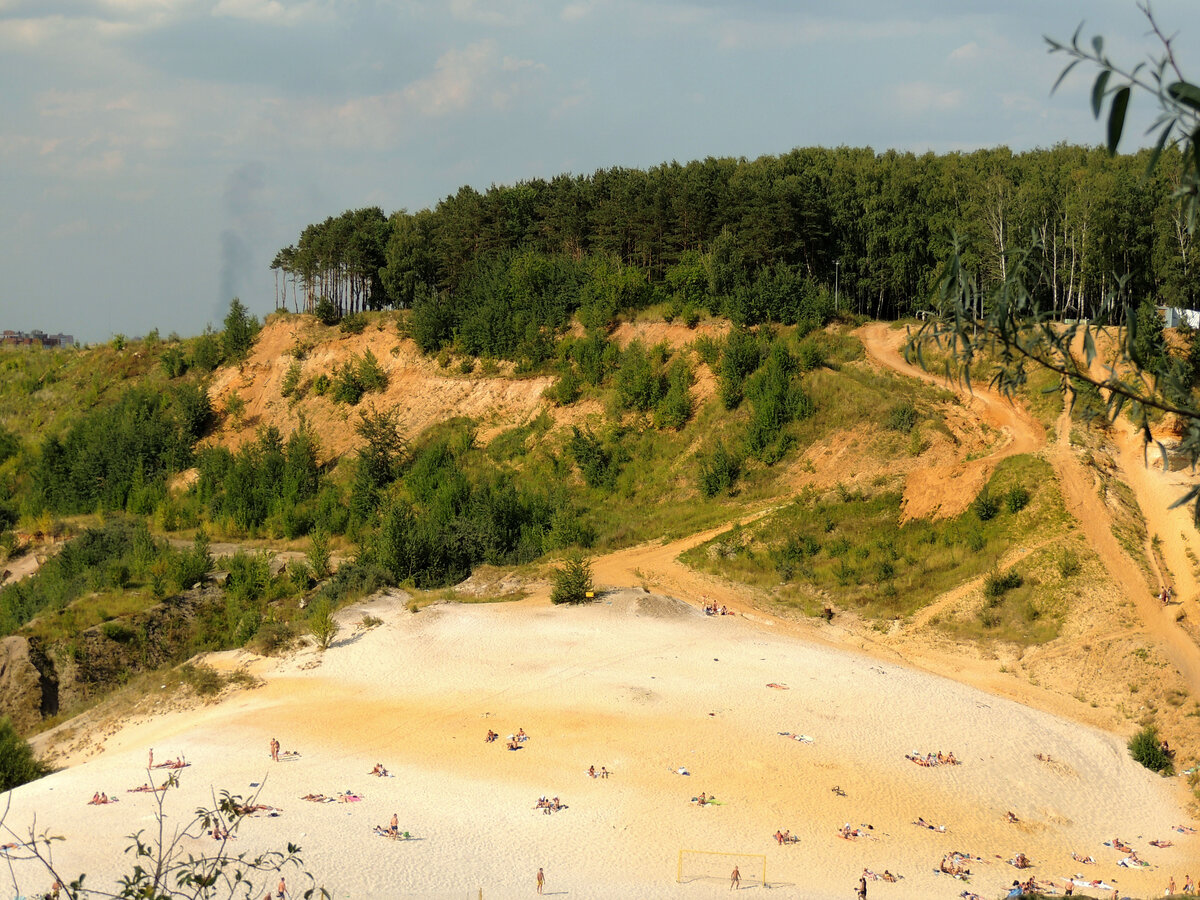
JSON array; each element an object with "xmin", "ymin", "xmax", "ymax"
[
  {"xmin": 448, "ymin": 0, "xmax": 530, "ymax": 27},
  {"xmin": 888, "ymin": 81, "xmax": 965, "ymax": 114},
  {"xmin": 949, "ymin": 40, "xmax": 979, "ymax": 62},
  {"xmin": 211, "ymin": 0, "xmax": 327, "ymax": 26}
]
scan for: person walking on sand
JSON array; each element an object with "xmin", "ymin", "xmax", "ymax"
[
  {"xmin": 858, "ymin": 873, "xmax": 867, "ymax": 899},
  {"xmin": 536, "ymin": 867, "xmax": 545, "ymax": 894},
  {"xmin": 730, "ymin": 865, "xmax": 740, "ymax": 890},
  {"xmin": 1168, "ymin": 875, "xmax": 1177, "ymax": 895},
  {"xmin": 275, "ymin": 876, "xmax": 287, "ymax": 899}
]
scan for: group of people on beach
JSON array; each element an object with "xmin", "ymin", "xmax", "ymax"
[
  {"xmin": 906, "ymin": 750, "xmax": 959, "ymax": 766},
  {"xmin": 586, "ymin": 765, "xmax": 609, "ymax": 779},
  {"xmin": 773, "ymin": 829, "xmax": 798, "ymax": 845},
  {"xmin": 486, "ymin": 726, "xmax": 527, "ymax": 750},
  {"xmin": 535, "ymin": 796, "xmax": 565, "ymax": 815},
  {"xmin": 87, "ymin": 792, "xmax": 117, "ymax": 805},
  {"xmin": 703, "ymin": 602, "xmax": 730, "ymax": 616}
]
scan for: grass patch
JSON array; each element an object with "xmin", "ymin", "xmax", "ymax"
[{"xmin": 680, "ymin": 454, "xmax": 1072, "ymax": 627}]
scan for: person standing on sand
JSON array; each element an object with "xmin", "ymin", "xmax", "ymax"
[
  {"xmin": 536, "ymin": 867, "xmax": 545, "ymax": 894},
  {"xmin": 1169, "ymin": 875, "xmax": 1177, "ymax": 895},
  {"xmin": 276, "ymin": 876, "xmax": 287, "ymax": 899},
  {"xmin": 858, "ymin": 873, "xmax": 867, "ymax": 899},
  {"xmin": 148, "ymin": 748, "xmax": 153, "ymax": 769},
  {"xmin": 730, "ymin": 866, "xmax": 740, "ymax": 890}
]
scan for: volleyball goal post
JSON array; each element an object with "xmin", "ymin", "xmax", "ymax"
[{"xmin": 676, "ymin": 849, "xmax": 767, "ymax": 886}]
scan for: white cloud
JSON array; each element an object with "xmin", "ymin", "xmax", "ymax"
[
  {"xmin": 889, "ymin": 81, "xmax": 965, "ymax": 114},
  {"xmin": 402, "ymin": 40, "xmax": 500, "ymax": 116},
  {"xmin": 448, "ymin": 0, "xmax": 530, "ymax": 27},
  {"xmin": 211, "ymin": 0, "xmax": 325, "ymax": 25},
  {"xmin": 949, "ymin": 40, "xmax": 979, "ymax": 63}
]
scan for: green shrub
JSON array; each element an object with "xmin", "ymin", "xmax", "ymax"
[
  {"xmin": 972, "ymin": 488, "xmax": 999, "ymax": 521},
  {"xmin": 550, "ymin": 552, "xmax": 594, "ymax": 605},
  {"xmin": 224, "ymin": 391, "xmax": 246, "ymax": 425},
  {"xmin": 307, "ymin": 529, "xmax": 332, "ymax": 580},
  {"xmin": 339, "ymin": 312, "xmax": 368, "ymax": 334},
  {"xmin": 160, "ymin": 346, "xmax": 188, "ymax": 379},
  {"xmin": 180, "ymin": 662, "xmax": 225, "ymax": 697},
  {"xmin": 314, "ymin": 296, "xmax": 339, "ymax": 325},
  {"xmin": 0, "ymin": 717, "xmax": 47, "ymax": 790},
  {"xmin": 796, "ymin": 338, "xmax": 825, "ymax": 372},
  {"xmin": 1128, "ymin": 724, "xmax": 1173, "ymax": 774},
  {"xmin": 309, "ymin": 599, "xmax": 340, "ymax": 650},
  {"xmin": 691, "ymin": 334, "xmax": 722, "ymax": 368},
  {"xmin": 697, "ymin": 441, "xmax": 741, "ymax": 498},
  {"xmin": 1058, "ymin": 549, "xmax": 1081, "ymax": 578},
  {"xmin": 545, "ymin": 367, "xmax": 580, "ymax": 406},
  {"xmin": 1005, "ymin": 484, "xmax": 1030, "ymax": 513},
  {"xmin": 280, "ymin": 360, "xmax": 302, "ymax": 398},
  {"xmin": 192, "ymin": 328, "xmax": 223, "ymax": 372},
  {"xmin": 312, "ymin": 373, "xmax": 331, "ymax": 396},
  {"xmin": 457, "ymin": 357, "xmax": 475, "ymax": 375},
  {"xmin": 983, "ymin": 567, "xmax": 1023, "ymax": 600},
  {"xmin": 886, "ymin": 400, "xmax": 918, "ymax": 434},
  {"xmin": 357, "ymin": 349, "xmax": 388, "ymax": 393}
]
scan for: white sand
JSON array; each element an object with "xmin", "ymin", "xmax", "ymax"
[{"xmin": 4, "ymin": 592, "xmax": 1195, "ymax": 899}]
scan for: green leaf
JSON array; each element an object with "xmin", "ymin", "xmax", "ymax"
[
  {"xmin": 1092, "ymin": 34, "xmax": 1103, "ymax": 56},
  {"xmin": 1092, "ymin": 70, "xmax": 1111, "ymax": 118},
  {"xmin": 1107, "ymin": 86, "xmax": 1130, "ymax": 155},
  {"xmin": 1168, "ymin": 81, "xmax": 1200, "ymax": 112},
  {"xmin": 1145, "ymin": 123, "xmax": 1173, "ymax": 178},
  {"xmin": 1052, "ymin": 59, "xmax": 1081, "ymax": 95},
  {"xmin": 1083, "ymin": 327, "xmax": 1096, "ymax": 368}
]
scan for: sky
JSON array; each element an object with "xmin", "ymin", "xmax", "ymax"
[{"xmin": 2, "ymin": 1, "xmax": 1200, "ymax": 344}]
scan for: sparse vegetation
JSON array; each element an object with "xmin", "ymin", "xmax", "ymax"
[{"xmin": 550, "ymin": 552, "xmax": 594, "ymax": 605}]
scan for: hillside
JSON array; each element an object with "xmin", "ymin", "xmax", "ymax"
[{"xmin": 2, "ymin": 312, "xmax": 1200, "ymax": 897}]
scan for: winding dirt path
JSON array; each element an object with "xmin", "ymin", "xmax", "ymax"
[
  {"xmin": 858, "ymin": 322, "xmax": 1200, "ymax": 693},
  {"xmin": 856, "ymin": 322, "xmax": 1044, "ymax": 520}
]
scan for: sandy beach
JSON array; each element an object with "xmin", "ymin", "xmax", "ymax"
[{"xmin": 2, "ymin": 589, "xmax": 1195, "ymax": 899}]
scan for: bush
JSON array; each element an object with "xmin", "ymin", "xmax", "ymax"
[
  {"xmin": 192, "ymin": 327, "xmax": 223, "ymax": 372},
  {"xmin": 280, "ymin": 360, "xmax": 302, "ymax": 398},
  {"xmin": 314, "ymin": 296, "xmax": 340, "ymax": 325},
  {"xmin": 223, "ymin": 298, "xmax": 259, "ymax": 361},
  {"xmin": 544, "ymin": 366, "xmax": 581, "ymax": 406},
  {"xmin": 339, "ymin": 312, "xmax": 368, "ymax": 334},
  {"xmin": 357, "ymin": 349, "xmax": 388, "ymax": 393},
  {"xmin": 551, "ymin": 552, "xmax": 594, "ymax": 605},
  {"xmin": 1128, "ymin": 724, "xmax": 1173, "ymax": 774},
  {"xmin": 161, "ymin": 346, "xmax": 189, "ymax": 379},
  {"xmin": 312, "ymin": 373, "xmax": 331, "ymax": 396},
  {"xmin": 1058, "ymin": 549, "xmax": 1081, "ymax": 578},
  {"xmin": 886, "ymin": 400, "xmax": 918, "ymax": 434},
  {"xmin": 309, "ymin": 599, "xmax": 340, "ymax": 650},
  {"xmin": 180, "ymin": 662, "xmax": 225, "ymax": 697},
  {"xmin": 796, "ymin": 338, "xmax": 825, "ymax": 372},
  {"xmin": 1005, "ymin": 484, "xmax": 1030, "ymax": 513},
  {"xmin": 697, "ymin": 441, "xmax": 741, "ymax": 498},
  {"xmin": 972, "ymin": 488, "xmax": 999, "ymax": 521},
  {"xmin": 307, "ymin": 529, "xmax": 332, "ymax": 580},
  {"xmin": 0, "ymin": 717, "xmax": 47, "ymax": 790},
  {"xmin": 983, "ymin": 567, "xmax": 1023, "ymax": 600}
]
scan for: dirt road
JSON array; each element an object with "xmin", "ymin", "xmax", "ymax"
[{"xmin": 858, "ymin": 321, "xmax": 1200, "ymax": 694}]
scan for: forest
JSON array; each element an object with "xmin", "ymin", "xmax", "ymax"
[{"xmin": 272, "ymin": 144, "xmax": 1197, "ymax": 346}]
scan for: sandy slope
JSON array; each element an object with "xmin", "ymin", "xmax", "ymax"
[{"xmin": 5, "ymin": 593, "xmax": 1197, "ymax": 900}]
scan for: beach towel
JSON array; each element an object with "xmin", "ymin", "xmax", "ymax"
[
  {"xmin": 777, "ymin": 732, "xmax": 813, "ymax": 743},
  {"xmin": 1117, "ymin": 856, "xmax": 1150, "ymax": 867}
]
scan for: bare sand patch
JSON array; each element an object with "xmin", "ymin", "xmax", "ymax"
[{"xmin": 6, "ymin": 592, "xmax": 1195, "ymax": 899}]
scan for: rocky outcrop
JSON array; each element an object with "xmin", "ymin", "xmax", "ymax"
[
  {"xmin": 3, "ymin": 585, "xmax": 228, "ymax": 733},
  {"xmin": 0, "ymin": 635, "xmax": 57, "ymax": 731}
]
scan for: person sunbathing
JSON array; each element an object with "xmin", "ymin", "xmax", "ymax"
[
  {"xmin": 695, "ymin": 792, "xmax": 709, "ymax": 806},
  {"xmin": 588, "ymin": 766, "xmax": 596, "ymax": 778},
  {"xmin": 211, "ymin": 825, "xmax": 231, "ymax": 840},
  {"xmin": 1071, "ymin": 851, "xmax": 1095, "ymax": 864},
  {"xmin": 1006, "ymin": 811, "xmax": 1019, "ymax": 823},
  {"xmin": 300, "ymin": 793, "xmax": 329, "ymax": 802},
  {"xmin": 507, "ymin": 739, "xmax": 520, "ymax": 750},
  {"xmin": 946, "ymin": 752, "xmax": 959, "ymax": 764},
  {"xmin": 600, "ymin": 766, "xmax": 609, "ymax": 778},
  {"xmin": 516, "ymin": 728, "xmax": 528, "ymax": 742},
  {"xmin": 369, "ymin": 763, "xmax": 389, "ymax": 777},
  {"xmin": 881, "ymin": 871, "xmax": 897, "ymax": 882},
  {"xmin": 1011, "ymin": 852, "xmax": 1029, "ymax": 869},
  {"xmin": 485, "ymin": 730, "xmax": 498, "ymax": 742},
  {"xmin": 1149, "ymin": 838, "xmax": 1173, "ymax": 847},
  {"xmin": 1112, "ymin": 837, "xmax": 1133, "ymax": 853},
  {"xmin": 90, "ymin": 792, "xmax": 102, "ymax": 805},
  {"xmin": 774, "ymin": 830, "xmax": 784, "ymax": 845},
  {"xmin": 782, "ymin": 830, "xmax": 797, "ymax": 844}
]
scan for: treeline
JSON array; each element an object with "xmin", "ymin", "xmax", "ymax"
[{"xmin": 275, "ymin": 144, "xmax": 1198, "ymax": 335}]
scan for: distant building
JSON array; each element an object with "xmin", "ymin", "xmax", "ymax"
[
  {"xmin": 1160, "ymin": 307, "xmax": 1200, "ymax": 329},
  {"xmin": 1, "ymin": 329, "xmax": 75, "ymax": 348}
]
